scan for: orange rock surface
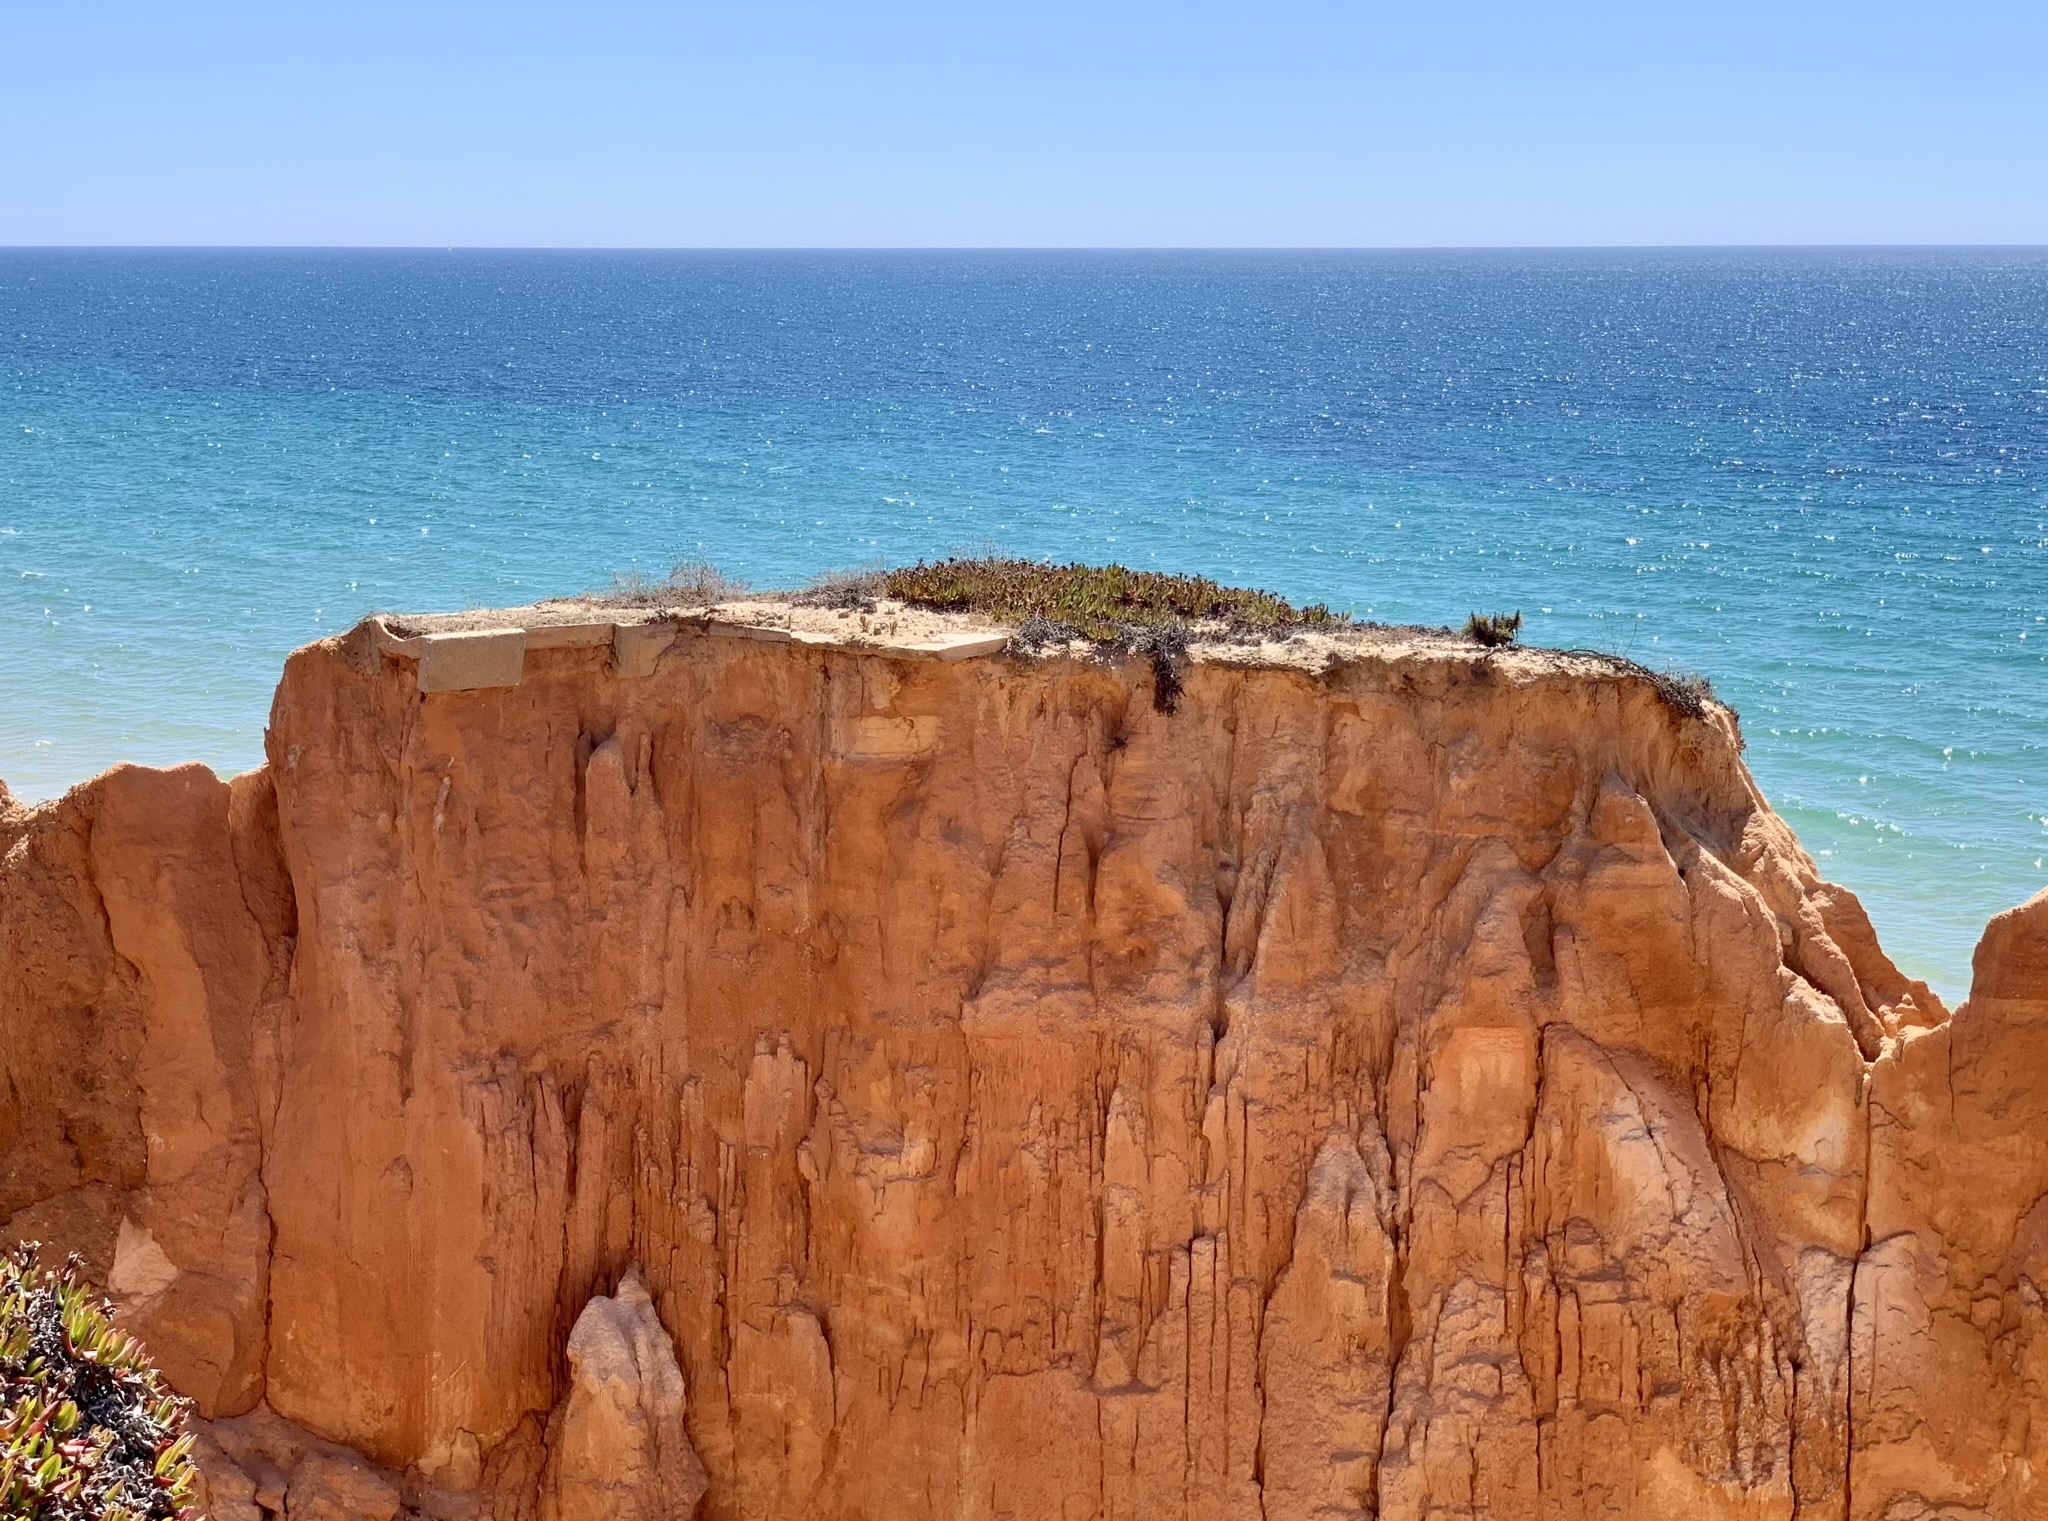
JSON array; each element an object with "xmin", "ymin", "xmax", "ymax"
[{"xmin": 2, "ymin": 610, "xmax": 2041, "ymax": 1520}]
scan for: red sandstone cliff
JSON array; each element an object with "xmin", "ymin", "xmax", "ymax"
[{"xmin": 2, "ymin": 604, "xmax": 2041, "ymax": 1520}]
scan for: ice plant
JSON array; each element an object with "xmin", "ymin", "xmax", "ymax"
[
  {"xmin": 884, "ymin": 557, "xmax": 1342, "ymax": 641},
  {"xmin": 0, "ymin": 1243, "xmax": 203, "ymax": 1520}
]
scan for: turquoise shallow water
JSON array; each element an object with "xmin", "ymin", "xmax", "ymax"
[{"xmin": 2, "ymin": 249, "xmax": 2043, "ymax": 998}]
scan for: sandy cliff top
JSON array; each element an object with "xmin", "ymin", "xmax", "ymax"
[{"xmin": 364, "ymin": 593, "xmax": 1722, "ymax": 710}]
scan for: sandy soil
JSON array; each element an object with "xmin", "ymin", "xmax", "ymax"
[{"xmin": 369, "ymin": 595, "xmax": 1664, "ymax": 692}]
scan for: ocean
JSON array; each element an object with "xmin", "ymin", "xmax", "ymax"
[{"xmin": 2, "ymin": 248, "xmax": 2042, "ymax": 998}]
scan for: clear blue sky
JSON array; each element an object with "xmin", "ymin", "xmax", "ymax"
[{"xmin": 5, "ymin": 0, "xmax": 2044, "ymax": 246}]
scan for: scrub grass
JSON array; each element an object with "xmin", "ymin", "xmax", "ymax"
[
  {"xmin": 1464, "ymin": 611, "xmax": 1523, "ymax": 648},
  {"xmin": 1557, "ymin": 649, "xmax": 1723, "ymax": 723},
  {"xmin": 796, "ymin": 565, "xmax": 889, "ymax": 610},
  {"xmin": 595, "ymin": 558, "xmax": 750, "ymax": 607}
]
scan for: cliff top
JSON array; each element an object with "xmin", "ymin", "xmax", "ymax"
[
  {"xmin": 380, "ymin": 592, "xmax": 1440, "ymax": 667},
  {"xmin": 368, "ymin": 556, "xmax": 1724, "ymax": 722}
]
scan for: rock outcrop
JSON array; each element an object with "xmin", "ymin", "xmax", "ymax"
[
  {"xmin": 540, "ymin": 1268, "xmax": 708, "ymax": 1521},
  {"xmin": 1, "ymin": 603, "xmax": 2040, "ymax": 1520}
]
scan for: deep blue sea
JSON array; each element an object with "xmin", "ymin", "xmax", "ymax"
[{"xmin": 2, "ymin": 249, "xmax": 2043, "ymax": 997}]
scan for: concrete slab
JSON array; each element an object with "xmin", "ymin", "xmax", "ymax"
[
  {"xmin": 415, "ymin": 629, "xmax": 528, "ymax": 693},
  {"xmin": 525, "ymin": 622, "xmax": 613, "ymax": 651},
  {"xmin": 612, "ymin": 622, "xmax": 677, "ymax": 678},
  {"xmin": 708, "ymin": 621, "xmax": 794, "ymax": 644},
  {"xmin": 879, "ymin": 632, "xmax": 1013, "ymax": 662}
]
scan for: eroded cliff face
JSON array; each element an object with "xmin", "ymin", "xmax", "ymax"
[{"xmin": 2, "ymin": 610, "xmax": 2041, "ymax": 1521}]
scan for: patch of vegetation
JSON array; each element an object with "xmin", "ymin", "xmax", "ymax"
[
  {"xmin": 885, "ymin": 557, "xmax": 1347, "ymax": 713},
  {"xmin": 882, "ymin": 557, "xmax": 1342, "ymax": 642},
  {"xmin": 1, "ymin": 1243, "xmax": 203, "ymax": 1521},
  {"xmin": 1464, "ymin": 611, "xmax": 1523, "ymax": 648},
  {"xmin": 563, "ymin": 552, "xmax": 1730, "ymax": 733},
  {"xmin": 1010, "ymin": 613, "xmax": 1192, "ymax": 712},
  {"xmin": 1645, "ymin": 668, "xmax": 1718, "ymax": 721},
  {"xmin": 1010, "ymin": 613, "xmax": 1078, "ymax": 652},
  {"xmin": 593, "ymin": 558, "xmax": 749, "ymax": 608},
  {"xmin": 1116, "ymin": 624, "xmax": 1193, "ymax": 714},
  {"xmin": 795, "ymin": 565, "xmax": 888, "ymax": 611},
  {"xmin": 1557, "ymin": 649, "xmax": 1724, "ymax": 723}
]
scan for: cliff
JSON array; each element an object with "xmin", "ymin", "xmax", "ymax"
[{"xmin": 2, "ymin": 599, "xmax": 2042, "ymax": 1521}]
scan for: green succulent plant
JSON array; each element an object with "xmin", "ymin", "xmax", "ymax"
[
  {"xmin": 883, "ymin": 556, "xmax": 1342, "ymax": 642},
  {"xmin": 0, "ymin": 1242, "xmax": 204, "ymax": 1521}
]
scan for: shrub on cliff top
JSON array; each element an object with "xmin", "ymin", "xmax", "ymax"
[
  {"xmin": 1, "ymin": 1243, "xmax": 203, "ymax": 1521},
  {"xmin": 797, "ymin": 565, "xmax": 888, "ymax": 611},
  {"xmin": 1554, "ymin": 649, "xmax": 1724, "ymax": 724},
  {"xmin": 882, "ymin": 557, "xmax": 1343, "ymax": 642},
  {"xmin": 1464, "ymin": 611, "xmax": 1522, "ymax": 648},
  {"xmin": 597, "ymin": 558, "xmax": 750, "ymax": 608}
]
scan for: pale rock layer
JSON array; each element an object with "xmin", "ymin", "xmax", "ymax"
[
  {"xmin": 1, "ymin": 617, "xmax": 2042, "ymax": 1520},
  {"xmin": 539, "ymin": 1267, "xmax": 708, "ymax": 1521}
]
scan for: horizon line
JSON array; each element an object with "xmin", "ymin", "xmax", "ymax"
[{"xmin": 6, "ymin": 241, "xmax": 2048, "ymax": 255}]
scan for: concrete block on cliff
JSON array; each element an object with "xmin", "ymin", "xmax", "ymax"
[
  {"xmin": 878, "ymin": 631, "xmax": 1011, "ymax": 662},
  {"xmin": 526, "ymin": 621, "xmax": 614, "ymax": 651},
  {"xmin": 612, "ymin": 622, "xmax": 677, "ymax": 678},
  {"xmin": 414, "ymin": 629, "xmax": 528, "ymax": 692},
  {"xmin": 708, "ymin": 620, "xmax": 793, "ymax": 643}
]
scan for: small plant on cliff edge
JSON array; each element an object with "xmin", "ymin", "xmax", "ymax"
[
  {"xmin": 0, "ymin": 1242, "xmax": 204, "ymax": 1521},
  {"xmin": 1115, "ymin": 623, "xmax": 1193, "ymax": 714},
  {"xmin": 598, "ymin": 558, "xmax": 750, "ymax": 608},
  {"xmin": 797, "ymin": 565, "xmax": 888, "ymax": 611},
  {"xmin": 1464, "ymin": 611, "xmax": 1523, "ymax": 648}
]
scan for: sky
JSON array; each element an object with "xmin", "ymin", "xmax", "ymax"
[{"xmin": 4, "ymin": 1, "xmax": 2045, "ymax": 247}]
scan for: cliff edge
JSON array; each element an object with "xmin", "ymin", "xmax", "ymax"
[{"xmin": 2, "ymin": 598, "xmax": 2041, "ymax": 1521}]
